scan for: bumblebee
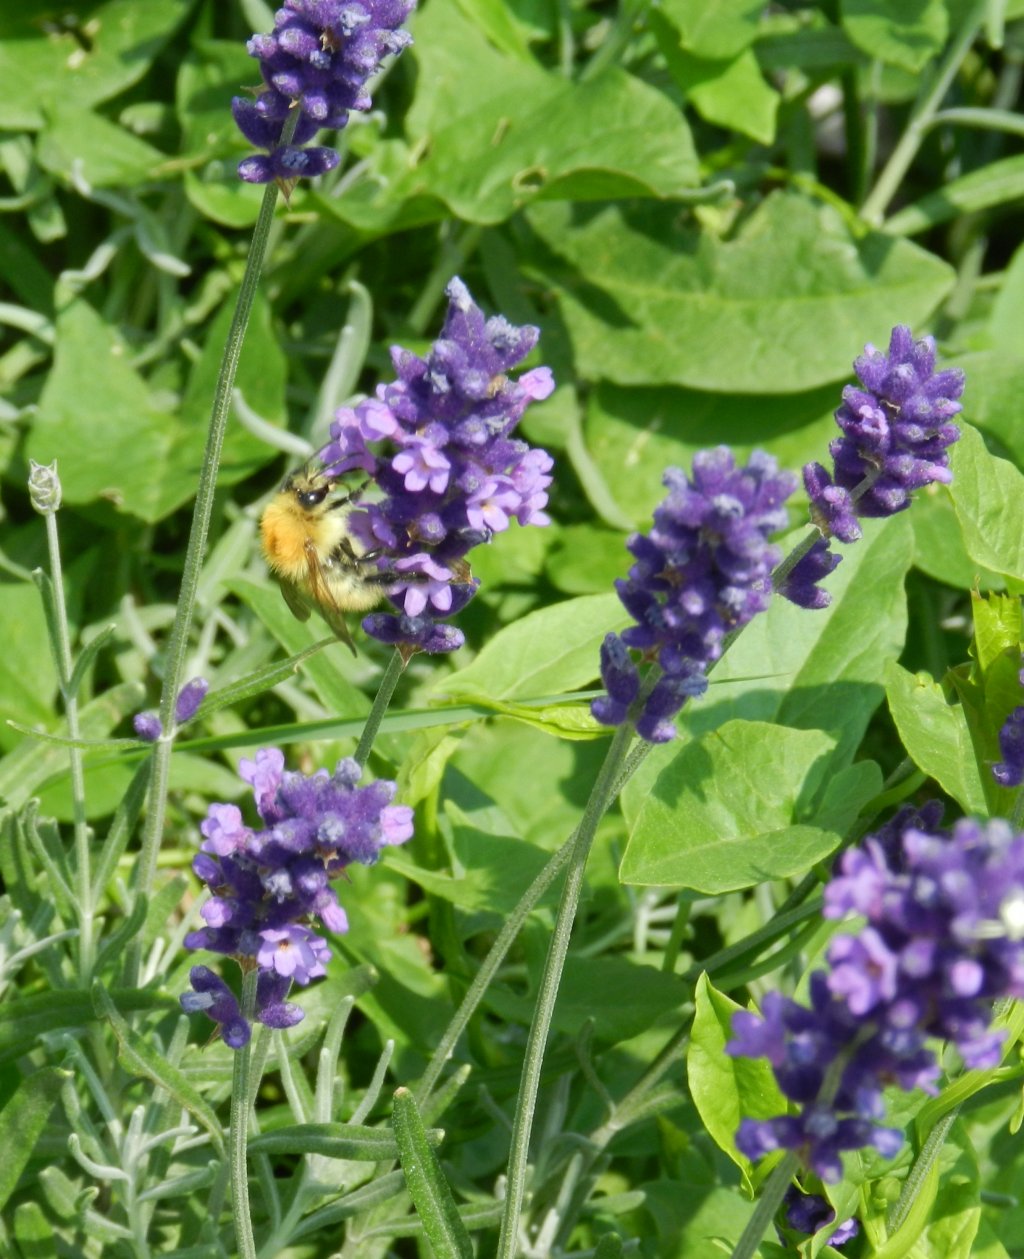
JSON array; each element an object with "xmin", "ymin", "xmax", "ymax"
[{"xmin": 259, "ymin": 465, "xmax": 392, "ymax": 653}]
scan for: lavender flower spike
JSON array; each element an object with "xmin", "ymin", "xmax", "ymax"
[
  {"xmin": 181, "ymin": 748, "xmax": 413, "ymax": 1046},
  {"xmin": 592, "ymin": 448, "xmax": 797, "ymax": 743},
  {"xmin": 728, "ymin": 808, "xmax": 1024, "ymax": 1183},
  {"xmin": 234, "ymin": 0, "xmax": 414, "ymax": 185},
  {"xmin": 778, "ymin": 327, "xmax": 966, "ymax": 611},
  {"xmin": 316, "ymin": 277, "xmax": 555, "ymax": 653}
]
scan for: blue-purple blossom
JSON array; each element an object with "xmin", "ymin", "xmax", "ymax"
[
  {"xmin": 783, "ymin": 1188, "xmax": 859, "ymax": 1246},
  {"xmin": 133, "ymin": 711, "xmax": 163, "ymax": 742},
  {"xmin": 180, "ymin": 748, "xmax": 413, "ymax": 1045},
  {"xmin": 134, "ymin": 676, "xmax": 211, "ymax": 740},
  {"xmin": 315, "ymin": 278, "xmax": 555, "ymax": 653},
  {"xmin": 785, "ymin": 327, "xmax": 965, "ymax": 608},
  {"xmin": 591, "ymin": 449, "xmax": 797, "ymax": 743},
  {"xmin": 993, "ymin": 667, "xmax": 1024, "ymax": 788},
  {"xmin": 175, "ymin": 676, "xmax": 209, "ymax": 724},
  {"xmin": 180, "ymin": 965, "xmax": 251, "ymax": 1049},
  {"xmin": 233, "ymin": 0, "xmax": 413, "ymax": 185},
  {"xmin": 728, "ymin": 809, "xmax": 1024, "ymax": 1182},
  {"xmin": 777, "ymin": 537, "xmax": 842, "ymax": 610}
]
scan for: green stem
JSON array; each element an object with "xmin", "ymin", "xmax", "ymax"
[
  {"xmin": 730, "ymin": 1152, "xmax": 799, "ymax": 1259},
  {"xmin": 495, "ymin": 721, "xmax": 634, "ymax": 1259},
  {"xmin": 44, "ymin": 509, "xmax": 95, "ymax": 977},
  {"xmin": 860, "ymin": 1, "xmax": 987, "ymax": 224},
  {"xmin": 230, "ymin": 967, "xmax": 261, "ymax": 1259},
  {"xmin": 413, "ymin": 833, "xmax": 574, "ymax": 1107},
  {"xmin": 354, "ymin": 649, "xmax": 407, "ymax": 769},
  {"xmin": 127, "ymin": 173, "xmax": 286, "ymax": 986},
  {"xmin": 887, "ymin": 1108, "xmax": 957, "ymax": 1236}
]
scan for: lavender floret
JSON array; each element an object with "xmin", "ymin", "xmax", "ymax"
[
  {"xmin": 233, "ymin": 0, "xmax": 414, "ymax": 184},
  {"xmin": 181, "ymin": 748, "xmax": 413, "ymax": 1046},
  {"xmin": 175, "ymin": 676, "xmax": 209, "ymax": 724},
  {"xmin": 994, "ymin": 667, "xmax": 1024, "ymax": 788}
]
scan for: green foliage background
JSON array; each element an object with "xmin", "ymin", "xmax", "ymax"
[{"xmin": 2, "ymin": 0, "xmax": 1024, "ymax": 1256}]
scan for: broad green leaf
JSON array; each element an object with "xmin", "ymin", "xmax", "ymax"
[
  {"xmin": 989, "ymin": 240, "xmax": 1024, "ymax": 359},
  {"xmin": 675, "ymin": 48, "xmax": 778, "ymax": 144},
  {"xmin": 911, "ymin": 489, "xmax": 1005, "ymax": 593},
  {"xmin": 687, "ymin": 976, "xmax": 785, "ymax": 1181},
  {"xmin": 0, "ymin": 0, "xmax": 196, "ymax": 130},
  {"xmin": 92, "ymin": 982, "xmax": 226, "ymax": 1156},
  {"xmin": 334, "ymin": 4, "xmax": 697, "ymax": 228},
  {"xmin": 686, "ymin": 517, "xmax": 913, "ymax": 760},
  {"xmin": 525, "ymin": 193, "xmax": 955, "ymax": 393},
  {"xmin": 0, "ymin": 1067, "xmax": 69, "ymax": 1211},
  {"xmin": 451, "ymin": 0, "xmax": 535, "ymax": 59},
  {"xmin": 393, "ymin": 1088, "xmax": 473, "ymax": 1259},
  {"xmin": 584, "ymin": 380, "xmax": 838, "ymax": 524},
  {"xmin": 435, "ymin": 593, "xmax": 625, "ymax": 702},
  {"xmin": 0, "ymin": 582, "xmax": 59, "ymax": 744},
  {"xmin": 620, "ymin": 720, "xmax": 845, "ymax": 892},
  {"xmin": 840, "ymin": 0, "xmax": 948, "ymax": 71},
  {"xmin": 27, "ymin": 296, "xmax": 182, "ymax": 520},
  {"xmin": 886, "ymin": 155, "xmax": 1024, "ymax": 236},
  {"xmin": 385, "ymin": 805, "xmax": 554, "ymax": 915},
  {"xmin": 885, "ymin": 661, "xmax": 987, "ymax": 814},
  {"xmin": 622, "ymin": 517, "xmax": 912, "ymax": 823},
  {"xmin": 948, "ymin": 423, "xmax": 1024, "ymax": 585},
  {"xmin": 485, "ymin": 698, "xmax": 605, "ymax": 740},
  {"xmin": 653, "ymin": 12, "xmax": 778, "ymax": 143},
  {"xmin": 659, "ymin": 0, "xmax": 765, "ymax": 58},
  {"xmin": 970, "ymin": 591, "xmax": 1022, "ymax": 677},
  {"xmin": 949, "ymin": 351, "xmax": 1024, "ymax": 467},
  {"xmin": 484, "ymin": 954, "xmax": 686, "ymax": 1045},
  {"xmin": 36, "ymin": 106, "xmax": 166, "ymax": 188},
  {"xmin": 248, "ymin": 1123, "xmax": 410, "ymax": 1160}
]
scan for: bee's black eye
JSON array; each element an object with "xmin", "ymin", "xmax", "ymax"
[{"xmin": 299, "ymin": 487, "xmax": 329, "ymax": 509}]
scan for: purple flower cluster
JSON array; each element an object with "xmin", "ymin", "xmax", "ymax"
[
  {"xmin": 133, "ymin": 676, "xmax": 210, "ymax": 742},
  {"xmin": 180, "ymin": 748, "xmax": 413, "ymax": 1047},
  {"xmin": 792, "ymin": 327, "xmax": 964, "ymax": 605},
  {"xmin": 591, "ymin": 449, "xmax": 797, "ymax": 743},
  {"xmin": 993, "ymin": 666, "xmax": 1024, "ymax": 789},
  {"xmin": 316, "ymin": 277, "xmax": 555, "ymax": 653},
  {"xmin": 728, "ymin": 805, "xmax": 1024, "ymax": 1182},
  {"xmin": 232, "ymin": 0, "xmax": 413, "ymax": 185}
]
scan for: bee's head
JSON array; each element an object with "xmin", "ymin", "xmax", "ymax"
[{"xmin": 283, "ymin": 465, "xmax": 334, "ymax": 511}]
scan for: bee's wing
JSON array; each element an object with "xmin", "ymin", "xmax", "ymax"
[
  {"xmin": 278, "ymin": 578, "xmax": 313, "ymax": 623},
  {"xmin": 303, "ymin": 540, "xmax": 358, "ymax": 655}
]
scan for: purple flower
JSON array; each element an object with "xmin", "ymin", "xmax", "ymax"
[
  {"xmin": 180, "ymin": 966, "xmax": 251, "ymax": 1049},
  {"xmin": 994, "ymin": 667, "xmax": 1024, "ymax": 788},
  {"xmin": 728, "ymin": 809, "xmax": 1024, "ymax": 1182},
  {"xmin": 233, "ymin": 0, "xmax": 414, "ymax": 185},
  {"xmin": 592, "ymin": 448, "xmax": 796, "ymax": 742},
  {"xmin": 181, "ymin": 750, "xmax": 413, "ymax": 1046},
  {"xmin": 784, "ymin": 1188, "xmax": 859, "ymax": 1245},
  {"xmin": 785, "ymin": 328, "xmax": 965, "ymax": 609},
  {"xmin": 175, "ymin": 676, "xmax": 209, "ymax": 724},
  {"xmin": 133, "ymin": 711, "xmax": 162, "ymax": 742},
  {"xmin": 315, "ymin": 278, "xmax": 555, "ymax": 653},
  {"xmin": 133, "ymin": 676, "xmax": 211, "ymax": 741},
  {"xmin": 777, "ymin": 536, "xmax": 843, "ymax": 610}
]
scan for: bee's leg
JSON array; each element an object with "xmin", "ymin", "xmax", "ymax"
[{"xmin": 327, "ymin": 477, "xmax": 371, "ymax": 510}]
